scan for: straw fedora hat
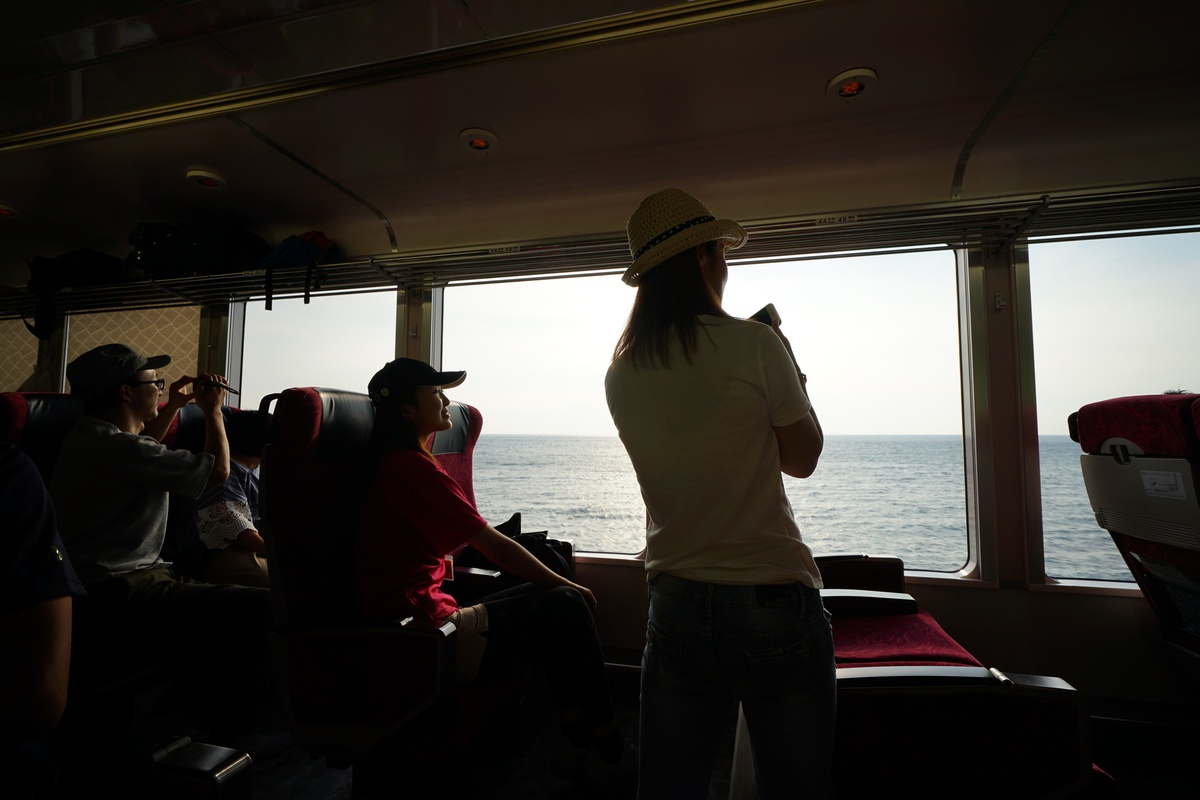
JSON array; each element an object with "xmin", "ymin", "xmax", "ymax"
[{"xmin": 622, "ymin": 188, "xmax": 748, "ymax": 286}]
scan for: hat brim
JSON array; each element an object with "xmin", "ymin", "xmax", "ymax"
[
  {"xmin": 143, "ymin": 354, "xmax": 172, "ymax": 371},
  {"xmin": 426, "ymin": 370, "xmax": 467, "ymax": 389},
  {"xmin": 622, "ymin": 218, "xmax": 747, "ymax": 286}
]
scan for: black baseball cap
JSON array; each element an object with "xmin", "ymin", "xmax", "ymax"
[
  {"xmin": 368, "ymin": 358, "xmax": 466, "ymax": 402},
  {"xmin": 67, "ymin": 343, "xmax": 171, "ymax": 398}
]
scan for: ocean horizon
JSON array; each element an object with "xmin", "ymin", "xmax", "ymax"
[{"xmin": 469, "ymin": 433, "xmax": 1133, "ymax": 583}]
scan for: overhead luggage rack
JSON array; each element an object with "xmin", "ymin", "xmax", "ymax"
[{"xmin": 3, "ymin": 183, "xmax": 1199, "ymax": 321}]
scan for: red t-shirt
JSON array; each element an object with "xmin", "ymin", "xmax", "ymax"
[{"xmin": 355, "ymin": 449, "xmax": 487, "ymax": 623}]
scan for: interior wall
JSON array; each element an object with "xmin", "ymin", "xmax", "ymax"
[
  {"xmin": 65, "ymin": 307, "xmax": 201, "ymax": 384},
  {"xmin": 913, "ymin": 583, "xmax": 1200, "ymax": 718},
  {"xmin": 0, "ymin": 319, "xmax": 39, "ymax": 391}
]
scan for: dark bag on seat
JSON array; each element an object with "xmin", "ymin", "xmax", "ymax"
[
  {"xmin": 127, "ymin": 222, "xmax": 272, "ymax": 278},
  {"xmin": 456, "ymin": 512, "xmax": 575, "ymax": 589}
]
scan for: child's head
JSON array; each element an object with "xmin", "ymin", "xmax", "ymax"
[{"xmin": 227, "ymin": 410, "xmax": 271, "ymax": 458}]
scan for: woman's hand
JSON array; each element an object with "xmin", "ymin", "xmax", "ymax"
[
  {"xmin": 568, "ymin": 581, "xmax": 597, "ymax": 612},
  {"xmin": 469, "ymin": 526, "xmax": 596, "ymax": 608}
]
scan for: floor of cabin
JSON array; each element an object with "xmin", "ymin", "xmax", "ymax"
[
  {"xmin": 251, "ymin": 662, "xmax": 735, "ymax": 800},
  {"xmin": 250, "ymin": 701, "xmax": 1199, "ymax": 800},
  {"xmin": 1087, "ymin": 703, "xmax": 1200, "ymax": 800}
]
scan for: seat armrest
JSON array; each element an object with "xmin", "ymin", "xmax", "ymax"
[
  {"xmin": 836, "ymin": 664, "xmax": 998, "ymax": 687},
  {"xmin": 458, "ymin": 566, "xmax": 502, "ymax": 580},
  {"xmin": 821, "ymin": 588, "xmax": 919, "ymax": 617},
  {"xmin": 450, "ymin": 566, "xmax": 502, "ymax": 600}
]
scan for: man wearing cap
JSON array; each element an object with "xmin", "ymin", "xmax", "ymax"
[{"xmin": 49, "ymin": 343, "xmax": 279, "ymax": 750}]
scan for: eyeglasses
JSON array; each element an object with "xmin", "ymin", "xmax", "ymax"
[{"xmin": 128, "ymin": 378, "xmax": 166, "ymax": 391}]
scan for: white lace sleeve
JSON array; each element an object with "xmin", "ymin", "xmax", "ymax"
[{"xmin": 194, "ymin": 499, "xmax": 255, "ymax": 550}]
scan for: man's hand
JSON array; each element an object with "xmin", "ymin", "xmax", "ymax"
[
  {"xmin": 193, "ymin": 373, "xmax": 227, "ymax": 414},
  {"xmin": 162, "ymin": 374, "xmax": 198, "ymax": 412}
]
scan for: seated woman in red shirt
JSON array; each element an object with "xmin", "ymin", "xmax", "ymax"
[{"xmin": 355, "ymin": 358, "xmax": 629, "ymax": 775}]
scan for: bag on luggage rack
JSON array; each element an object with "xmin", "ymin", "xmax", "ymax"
[
  {"xmin": 24, "ymin": 248, "xmax": 128, "ymax": 340},
  {"xmin": 126, "ymin": 222, "xmax": 272, "ymax": 279},
  {"xmin": 256, "ymin": 230, "xmax": 338, "ymax": 310}
]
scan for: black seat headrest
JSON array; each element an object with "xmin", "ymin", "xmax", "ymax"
[{"xmin": 314, "ymin": 388, "xmax": 375, "ymax": 460}]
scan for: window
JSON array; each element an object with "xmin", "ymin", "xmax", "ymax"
[
  {"xmin": 443, "ymin": 249, "xmax": 966, "ymax": 568},
  {"xmin": 241, "ymin": 292, "xmax": 397, "ymax": 411},
  {"xmin": 1028, "ymin": 231, "xmax": 1200, "ymax": 581}
]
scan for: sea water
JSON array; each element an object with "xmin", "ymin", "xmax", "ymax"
[{"xmin": 470, "ymin": 434, "xmax": 1133, "ymax": 583}]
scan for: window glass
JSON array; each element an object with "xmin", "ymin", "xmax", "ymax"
[
  {"xmin": 241, "ymin": 292, "xmax": 397, "ymax": 411},
  {"xmin": 1028, "ymin": 231, "xmax": 1200, "ymax": 581},
  {"xmin": 444, "ymin": 250, "xmax": 966, "ymax": 569}
]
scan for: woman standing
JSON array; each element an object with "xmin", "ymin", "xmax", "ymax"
[
  {"xmin": 355, "ymin": 358, "xmax": 631, "ymax": 781},
  {"xmin": 606, "ymin": 189, "xmax": 834, "ymax": 799}
]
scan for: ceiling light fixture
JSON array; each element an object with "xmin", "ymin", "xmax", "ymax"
[
  {"xmin": 826, "ymin": 68, "xmax": 878, "ymax": 101},
  {"xmin": 0, "ymin": 203, "xmax": 23, "ymax": 219},
  {"xmin": 186, "ymin": 167, "xmax": 228, "ymax": 190},
  {"xmin": 460, "ymin": 128, "xmax": 499, "ymax": 155}
]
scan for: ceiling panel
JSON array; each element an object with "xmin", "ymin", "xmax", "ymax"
[{"xmin": 1, "ymin": 0, "xmax": 1198, "ymax": 295}]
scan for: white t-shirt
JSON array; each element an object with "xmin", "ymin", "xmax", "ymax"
[{"xmin": 605, "ymin": 314, "xmax": 822, "ymax": 588}]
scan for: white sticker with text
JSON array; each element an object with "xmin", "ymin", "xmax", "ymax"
[{"xmin": 1141, "ymin": 470, "xmax": 1188, "ymax": 500}]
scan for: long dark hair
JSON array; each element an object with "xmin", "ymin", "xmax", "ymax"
[{"xmin": 612, "ymin": 241, "xmax": 729, "ymax": 368}]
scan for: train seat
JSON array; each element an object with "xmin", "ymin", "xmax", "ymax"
[
  {"xmin": 259, "ymin": 387, "xmax": 546, "ymax": 796},
  {"xmin": 429, "ymin": 400, "xmax": 483, "ymax": 506},
  {"xmin": 816, "ymin": 552, "xmax": 982, "ymax": 668},
  {"xmin": 0, "ymin": 390, "xmax": 256, "ymax": 798},
  {"xmin": 729, "ymin": 552, "xmax": 1114, "ymax": 799},
  {"xmin": 0, "ymin": 391, "xmax": 86, "ymax": 480},
  {"xmin": 1070, "ymin": 392, "xmax": 1200, "ymax": 686},
  {"xmin": 0, "ymin": 391, "xmax": 238, "ymax": 704}
]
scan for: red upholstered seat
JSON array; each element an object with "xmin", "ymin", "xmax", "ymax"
[
  {"xmin": 259, "ymin": 387, "xmax": 542, "ymax": 792},
  {"xmin": 1072, "ymin": 393, "xmax": 1200, "ymax": 686},
  {"xmin": 833, "ymin": 609, "xmax": 983, "ymax": 668},
  {"xmin": 784, "ymin": 554, "xmax": 1115, "ymax": 799},
  {"xmin": 430, "ymin": 401, "xmax": 483, "ymax": 506},
  {"xmin": 1073, "ymin": 393, "xmax": 1200, "ymax": 458}
]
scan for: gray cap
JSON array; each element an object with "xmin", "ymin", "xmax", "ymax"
[{"xmin": 67, "ymin": 343, "xmax": 171, "ymax": 397}]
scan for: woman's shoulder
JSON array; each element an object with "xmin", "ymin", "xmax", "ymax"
[
  {"xmin": 702, "ymin": 314, "xmax": 774, "ymax": 343},
  {"xmin": 381, "ymin": 448, "xmax": 439, "ymax": 469}
]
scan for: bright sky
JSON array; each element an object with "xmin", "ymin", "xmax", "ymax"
[{"xmin": 239, "ymin": 231, "xmax": 1198, "ymax": 437}]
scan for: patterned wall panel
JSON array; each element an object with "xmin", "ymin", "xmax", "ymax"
[
  {"xmin": 0, "ymin": 319, "xmax": 40, "ymax": 391},
  {"xmin": 66, "ymin": 307, "xmax": 201, "ymax": 385}
]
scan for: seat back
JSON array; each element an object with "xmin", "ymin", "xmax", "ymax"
[
  {"xmin": 430, "ymin": 401, "xmax": 483, "ymax": 507},
  {"xmin": 260, "ymin": 387, "xmax": 375, "ymax": 629},
  {"xmin": 258, "ymin": 387, "xmax": 481, "ymax": 766},
  {"xmin": 0, "ymin": 391, "xmax": 86, "ymax": 481},
  {"xmin": 1071, "ymin": 393, "xmax": 1200, "ymax": 679}
]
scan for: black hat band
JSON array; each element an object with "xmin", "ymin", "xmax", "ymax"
[{"xmin": 633, "ymin": 215, "xmax": 715, "ymax": 259}]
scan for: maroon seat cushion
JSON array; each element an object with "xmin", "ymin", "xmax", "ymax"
[{"xmin": 833, "ymin": 609, "xmax": 982, "ymax": 668}]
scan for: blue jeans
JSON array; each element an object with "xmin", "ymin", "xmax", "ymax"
[{"xmin": 639, "ymin": 574, "xmax": 836, "ymax": 800}]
